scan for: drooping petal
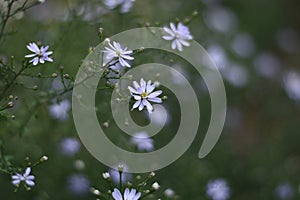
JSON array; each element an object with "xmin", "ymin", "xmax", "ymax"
[
  {"xmin": 138, "ymin": 101, "xmax": 144, "ymax": 111},
  {"xmin": 131, "ymin": 100, "xmax": 141, "ymax": 111},
  {"xmin": 30, "ymin": 57, "xmax": 38, "ymax": 65},
  {"xmin": 124, "ymin": 188, "xmax": 130, "ymax": 199},
  {"xmin": 112, "ymin": 188, "xmax": 123, "ymax": 200},
  {"xmin": 175, "ymin": 39, "xmax": 183, "ymax": 52},
  {"xmin": 143, "ymin": 99, "xmax": 153, "ymax": 113},
  {"xmin": 25, "ymin": 180, "xmax": 35, "ymax": 187}
]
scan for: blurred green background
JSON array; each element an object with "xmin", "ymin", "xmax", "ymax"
[{"xmin": 0, "ymin": 0, "xmax": 300, "ymax": 199}]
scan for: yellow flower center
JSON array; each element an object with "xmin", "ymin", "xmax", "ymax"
[{"xmin": 141, "ymin": 92, "xmax": 148, "ymax": 98}]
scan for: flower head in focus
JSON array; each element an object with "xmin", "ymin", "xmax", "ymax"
[
  {"xmin": 25, "ymin": 42, "xmax": 53, "ymax": 65},
  {"xmin": 128, "ymin": 78, "xmax": 163, "ymax": 113},
  {"xmin": 103, "ymin": 41, "xmax": 134, "ymax": 68},
  {"xmin": 162, "ymin": 22, "xmax": 193, "ymax": 52},
  {"xmin": 12, "ymin": 167, "xmax": 35, "ymax": 187},
  {"xmin": 112, "ymin": 188, "xmax": 141, "ymax": 200},
  {"xmin": 206, "ymin": 178, "xmax": 231, "ymax": 200}
]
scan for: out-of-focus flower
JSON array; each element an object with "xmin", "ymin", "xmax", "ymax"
[
  {"xmin": 231, "ymin": 33, "xmax": 255, "ymax": 58},
  {"xmin": 274, "ymin": 182, "xmax": 294, "ymax": 200},
  {"xmin": 103, "ymin": 41, "xmax": 134, "ymax": 68},
  {"xmin": 276, "ymin": 28, "xmax": 300, "ymax": 54},
  {"xmin": 206, "ymin": 178, "xmax": 231, "ymax": 200},
  {"xmin": 162, "ymin": 22, "xmax": 193, "ymax": 52},
  {"xmin": 12, "ymin": 167, "xmax": 35, "ymax": 187},
  {"xmin": 207, "ymin": 44, "xmax": 229, "ymax": 71},
  {"xmin": 59, "ymin": 137, "xmax": 81, "ymax": 156},
  {"xmin": 254, "ymin": 52, "xmax": 281, "ymax": 78},
  {"xmin": 128, "ymin": 78, "xmax": 163, "ymax": 113},
  {"xmin": 67, "ymin": 174, "xmax": 90, "ymax": 196},
  {"xmin": 164, "ymin": 188, "xmax": 175, "ymax": 197},
  {"xmin": 203, "ymin": 6, "xmax": 238, "ymax": 34},
  {"xmin": 283, "ymin": 71, "xmax": 300, "ymax": 101},
  {"xmin": 223, "ymin": 64, "xmax": 248, "ymax": 88},
  {"xmin": 25, "ymin": 42, "xmax": 53, "ymax": 65},
  {"xmin": 130, "ymin": 131, "xmax": 154, "ymax": 151},
  {"xmin": 109, "ymin": 164, "xmax": 132, "ymax": 184},
  {"xmin": 112, "ymin": 188, "xmax": 141, "ymax": 200},
  {"xmin": 49, "ymin": 100, "xmax": 71, "ymax": 121},
  {"xmin": 103, "ymin": 0, "xmax": 135, "ymax": 13}
]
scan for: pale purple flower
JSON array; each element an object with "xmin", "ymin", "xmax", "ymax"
[
  {"xmin": 128, "ymin": 78, "xmax": 163, "ymax": 113},
  {"xmin": 283, "ymin": 71, "xmax": 300, "ymax": 101},
  {"xmin": 206, "ymin": 178, "xmax": 231, "ymax": 200},
  {"xmin": 103, "ymin": 41, "xmax": 134, "ymax": 68},
  {"xmin": 130, "ymin": 131, "xmax": 154, "ymax": 151},
  {"xmin": 59, "ymin": 137, "xmax": 81, "ymax": 156},
  {"xmin": 109, "ymin": 164, "xmax": 132, "ymax": 184},
  {"xmin": 67, "ymin": 174, "xmax": 90, "ymax": 196},
  {"xmin": 274, "ymin": 183, "xmax": 294, "ymax": 200},
  {"xmin": 112, "ymin": 188, "xmax": 141, "ymax": 200},
  {"xmin": 103, "ymin": 0, "xmax": 135, "ymax": 13},
  {"xmin": 49, "ymin": 100, "xmax": 71, "ymax": 120},
  {"xmin": 25, "ymin": 42, "xmax": 53, "ymax": 65},
  {"xmin": 162, "ymin": 22, "xmax": 193, "ymax": 52},
  {"xmin": 12, "ymin": 167, "xmax": 35, "ymax": 187}
]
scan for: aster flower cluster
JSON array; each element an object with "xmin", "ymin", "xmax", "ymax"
[
  {"xmin": 90, "ymin": 165, "xmax": 178, "ymax": 200},
  {"xmin": 10, "ymin": 156, "xmax": 48, "ymax": 191}
]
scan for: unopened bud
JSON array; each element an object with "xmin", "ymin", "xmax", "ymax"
[
  {"xmin": 8, "ymin": 101, "xmax": 14, "ymax": 107},
  {"xmin": 40, "ymin": 156, "xmax": 48, "ymax": 162},
  {"xmin": 102, "ymin": 172, "xmax": 110, "ymax": 179},
  {"xmin": 51, "ymin": 73, "xmax": 58, "ymax": 78},
  {"xmin": 152, "ymin": 182, "xmax": 160, "ymax": 190},
  {"xmin": 118, "ymin": 165, "xmax": 124, "ymax": 172}
]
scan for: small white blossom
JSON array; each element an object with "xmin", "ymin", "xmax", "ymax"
[
  {"xmin": 12, "ymin": 167, "xmax": 35, "ymax": 187},
  {"xmin": 130, "ymin": 131, "xmax": 154, "ymax": 152},
  {"xmin": 25, "ymin": 42, "xmax": 53, "ymax": 65},
  {"xmin": 128, "ymin": 78, "xmax": 163, "ymax": 113},
  {"xmin": 206, "ymin": 179, "xmax": 231, "ymax": 200},
  {"xmin": 102, "ymin": 172, "xmax": 110, "ymax": 179},
  {"xmin": 103, "ymin": 0, "xmax": 135, "ymax": 13},
  {"xmin": 103, "ymin": 41, "xmax": 134, "ymax": 68},
  {"xmin": 112, "ymin": 188, "xmax": 141, "ymax": 200},
  {"xmin": 162, "ymin": 22, "xmax": 193, "ymax": 52},
  {"xmin": 152, "ymin": 182, "xmax": 160, "ymax": 190}
]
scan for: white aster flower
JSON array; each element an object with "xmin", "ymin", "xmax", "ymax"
[
  {"xmin": 162, "ymin": 22, "xmax": 193, "ymax": 52},
  {"xmin": 128, "ymin": 78, "xmax": 163, "ymax": 113},
  {"xmin": 25, "ymin": 42, "xmax": 53, "ymax": 65},
  {"xmin": 112, "ymin": 188, "xmax": 141, "ymax": 200},
  {"xmin": 130, "ymin": 131, "xmax": 154, "ymax": 152},
  {"xmin": 103, "ymin": 41, "xmax": 134, "ymax": 68},
  {"xmin": 206, "ymin": 178, "xmax": 231, "ymax": 200},
  {"xmin": 12, "ymin": 167, "xmax": 35, "ymax": 187}
]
